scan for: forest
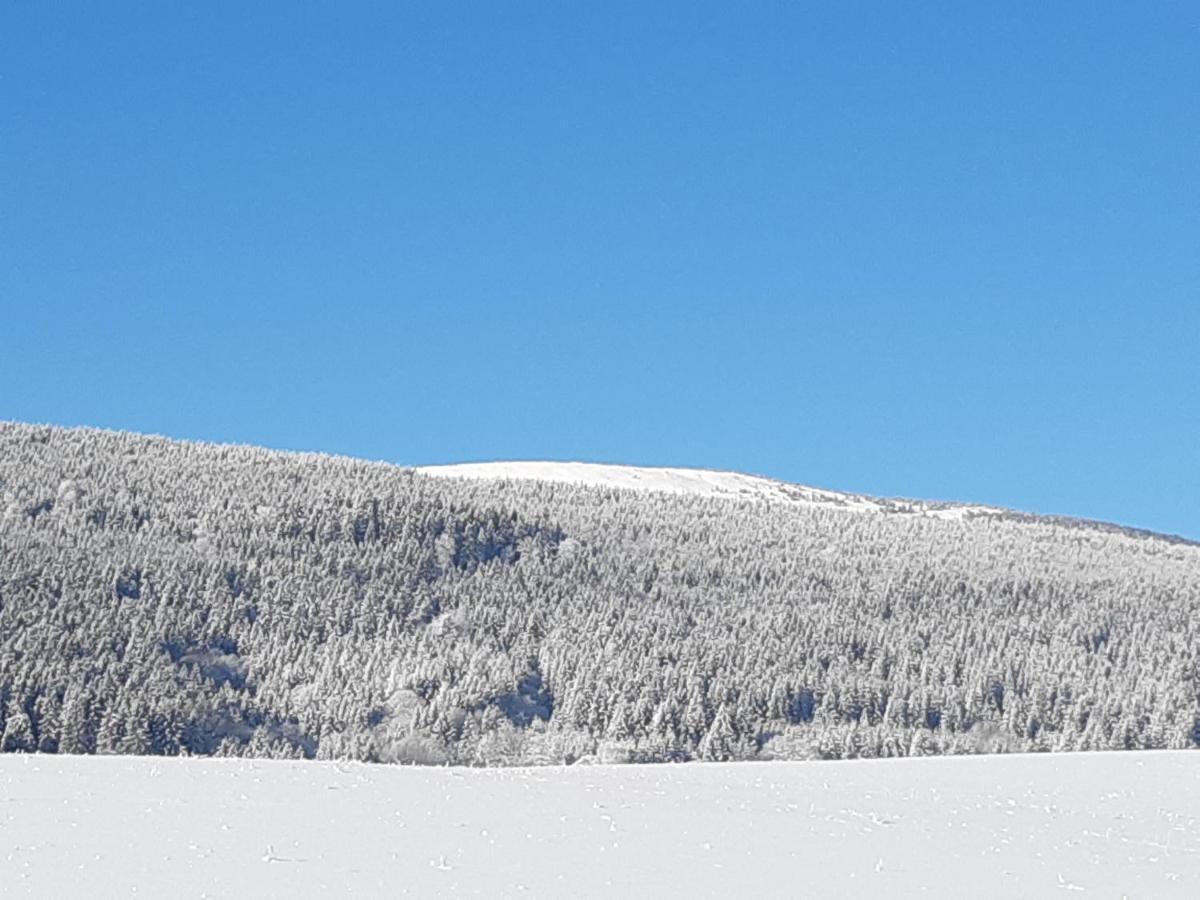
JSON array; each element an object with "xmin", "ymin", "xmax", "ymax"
[{"xmin": 1, "ymin": 422, "xmax": 1198, "ymax": 765}]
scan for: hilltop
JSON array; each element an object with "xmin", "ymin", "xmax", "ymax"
[{"xmin": 417, "ymin": 459, "xmax": 1002, "ymax": 520}]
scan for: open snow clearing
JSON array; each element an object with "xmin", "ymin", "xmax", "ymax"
[
  {"xmin": 415, "ymin": 459, "xmax": 1001, "ymax": 518},
  {"xmin": 3, "ymin": 751, "xmax": 1197, "ymax": 898}
]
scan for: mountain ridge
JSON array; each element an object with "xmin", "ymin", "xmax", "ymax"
[
  {"xmin": 415, "ymin": 459, "xmax": 1195, "ymax": 544},
  {"xmin": 5, "ymin": 421, "xmax": 1188, "ymax": 543}
]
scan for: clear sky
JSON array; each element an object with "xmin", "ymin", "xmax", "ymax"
[{"xmin": 3, "ymin": 3, "xmax": 1198, "ymax": 538}]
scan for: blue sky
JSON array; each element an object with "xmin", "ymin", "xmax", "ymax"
[{"xmin": 3, "ymin": 3, "xmax": 1197, "ymax": 538}]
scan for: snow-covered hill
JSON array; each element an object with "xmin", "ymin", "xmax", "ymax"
[
  {"xmin": 4, "ymin": 751, "xmax": 1197, "ymax": 898},
  {"xmin": 4, "ymin": 422, "xmax": 1199, "ymax": 768},
  {"xmin": 416, "ymin": 460, "xmax": 1001, "ymax": 519}
]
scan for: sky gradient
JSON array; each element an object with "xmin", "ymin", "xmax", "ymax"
[{"xmin": 4, "ymin": 3, "xmax": 1198, "ymax": 538}]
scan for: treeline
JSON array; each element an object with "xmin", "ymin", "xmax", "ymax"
[{"xmin": 1, "ymin": 422, "xmax": 1198, "ymax": 766}]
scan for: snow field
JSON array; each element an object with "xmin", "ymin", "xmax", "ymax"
[
  {"xmin": 2, "ymin": 750, "xmax": 1197, "ymax": 898},
  {"xmin": 414, "ymin": 460, "xmax": 976, "ymax": 516}
]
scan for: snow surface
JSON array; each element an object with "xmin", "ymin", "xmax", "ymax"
[
  {"xmin": 3, "ymin": 751, "xmax": 1197, "ymax": 898},
  {"xmin": 416, "ymin": 460, "xmax": 996, "ymax": 519},
  {"xmin": 417, "ymin": 460, "xmax": 823, "ymax": 500}
]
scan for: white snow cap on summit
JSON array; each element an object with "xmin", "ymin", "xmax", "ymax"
[
  {"xmin": 414, "ymin": 460, "xmax": 1000, "ymax": 519},
  {"xmin": 417, "ymin": 460, "xmax": 826, "ymax": 500}
]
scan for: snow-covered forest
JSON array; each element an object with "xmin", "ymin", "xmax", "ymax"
[{"xmin": 1, "ymin": 422, "xmax": 1198, "ymax": 765}]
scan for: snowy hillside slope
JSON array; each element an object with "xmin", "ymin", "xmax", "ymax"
[
  {"xmin": 4, "ymin": 421, "xmax": 1200, "ymax": 767},
  {"xmin": 416, "ymin": 460, "xmax": 1001, "ymax": 519},
  {"xmin": 3, "ymin": 751, "xmax": 1197, "ymax": 898}
]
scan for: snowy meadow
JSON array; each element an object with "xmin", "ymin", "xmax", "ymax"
[{"xmin": 3, "ymin": 751, "xmax": 1197, "ymax": 898}]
